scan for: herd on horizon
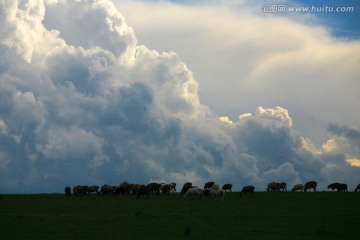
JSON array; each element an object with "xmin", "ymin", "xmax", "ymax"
[{"xmin": 64, "ymin": 181, "xmax": 360, "ymax": 199}]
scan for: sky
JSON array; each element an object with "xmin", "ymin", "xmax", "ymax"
[{"xmin": 0, "ymin": 0, "xmax": 359, "ymax": 193}]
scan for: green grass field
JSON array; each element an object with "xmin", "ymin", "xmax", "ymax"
[{"xmin": 1, "ymin": 192, "xmax": 359, "ymax": 240}]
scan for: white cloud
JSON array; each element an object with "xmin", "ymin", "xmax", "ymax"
[
  {"xmin": 256, "ymin": 106, "xmax": 293, "ymax": 127},
  {"xmin": 0, "ymin": 0, "xmax": 359, "ymax": 193},
  {"xmin": 44, "ymin": 0, "xmax": 137, "ymax": 63},
  {"xmin": 114, "ymin": 0, "xmax": 360, "ymax": 146},
  {"xmin": 346, "ymin": 159, "xmax": 360, "ymax": 168},
  {"xmin": 239, "ymin": 113, "xmax": 252, "ymax": 120},
  {"xmin": 0, "ymin": 119, "xmax": 8, "ymax": 134},
  {"xmin": 35, "ymin": 126, "xmax": 104, "ymax": 159},
  {"xmin": 322, "ymin": 139, "xmax": 338, "ymax": 152},
  {"xmin": 0, "ymin": 0, "xmax": 65, "ymax": 64},
  {"xmin": 219, "ymin": 116, "xmax": 233, "ymax": 124}
]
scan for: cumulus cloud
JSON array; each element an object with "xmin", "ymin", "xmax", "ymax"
[
  {"xmin": 0, "ymin": 0, "xmax": 359, "ymax": 193},
  {"xmin": 44, "ymin": 0, "xmax": 137, "ymax": 63},
  {"xmin": 326, "ymin": 123, "xmax": 360, "ymax": 168},
  {"xmin": 328, "ymin": 123, "xmax": 360, "ymax": 147},
  {"xmin": 115, "ymin": 0, "xmax": 360, "ymax": 146},
  {"xmin": 255, "ymin": 106, "xmax": 293, "ymax": 127}
]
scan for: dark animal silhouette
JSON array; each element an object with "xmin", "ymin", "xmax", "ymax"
[
  {"xmin": 204, "ymin": 181, "xmax": 215, "ymax": 189},
  {"xmin": 328, "ymin": 183, "xmax": 340, "ymax": 191},
  {"xmin": 65, "ymin": 186, "xmax": 71, "ymax": 196},
  {"xmin": 337, "ymin": 183, "xmax": 347, "ymax": 192},
  {"xmin": 304, "ymin": 181, "xmax": 317, "ymax": 192},
  {"xmin": 240, "ymin": 185, "xmax": 255, "ymax": 197},
  {"xmin": 222, "ymin": 183, "xmax": 232, "ymax": 192},
  {"xmin": 181, "ymin": 182, "xmax": 192, "ymax": 195}
]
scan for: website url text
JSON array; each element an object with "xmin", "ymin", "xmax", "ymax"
[{"xmin": 262, "ymin": 5, "xmax": 355, "ymax": 13}]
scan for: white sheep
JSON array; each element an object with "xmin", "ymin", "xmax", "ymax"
[{"xmin": 291, "ymin": 184, "xmax": 304, "ymax": 192}]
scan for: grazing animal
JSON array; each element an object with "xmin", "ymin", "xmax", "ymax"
[
  {"xmin": 112, "ymin": 185, "xmax": 121, "ymax": 195},
  {"xmin": 136, "ymin": 185, "xmax": 150, "ymax": 198},
  {"xmin": 222, "ymin": 183, "xmax": 233, "ymax": 192},
  {"xmin": 73, "ymin": 185, "xmax": 85, "ymax": 196},
  {"xmin": 113, "ymin": 182, "xmax": 131, "ymax": 195},
  {"xmin": 328, "ymin": 183, "xmax": 340, "ymax": 191},
  {"xmin": 240, "ymin": 185, "xmax": 255, "ymax": 197},
  {"xmin": 211, "ymin": 184, "xmax": 220, "ymax": 191},
  {"xmin": 160, "ymin": 184, "xmax": 173, "ymax": 194},
  {"xmin": 291, "ymin": 184, "xmax": 304, "ymax": 192},
  {"xmin": 277, "ymin": 182, "xmax": 287, "ymax": 192},
  {"xmin": 181, "ymin": 182, "xmax": 193, "ymax": 195},
  {"xmin": 204, "ymin": 181, "xmax": 215, "ymax": 189},
  {"xmin": 184, "ymin": 187, "xmax": 203, "ymax": 199},
  {"xmin": 122, "ymin": 182, "xmax": 133, "ymax": 194},
  {"xmin": 202, "ymin": 189, "xmax": 212, "ymax": 197},
  {"xmin": 267, "ymin": 182, "xmax": 278, "ymax": 192},
  {"xmin": 86, "ymin": 185, "xmax": 99, "ymax": 195},
  {"xmin": 210, "ymin": 189, "xmax": 225, "ymax": 200},
  {"xmin": 130, "ymin": 184, "xmax": 141, "ymax": 195},
  {"xmin": 337, "ymin": 183, "xmax": 348, "ymax": 192},
  {"xmin": 169, "ymin": 182, "xmax": 177, "ymax": 192},
  {"xmin": 114, "ymin": 184, "xmax": 132, "ymax": 195},
  {"xmin": 147, "ymin": 182, "xmax": 161, "ymax": 194},
  {"xmin": 304, "ymin": 181, "xmax": 317, "ymax": 192},
  {"xmin": 82, "ymin": 185, "xmax": 88, "ymax": 194},
  {"xmin": 354, "ymin": 184, "xmax": 360, "ymax": 192},
  {"xmin": 65, "ymin": 186, "xmax": 71, "ymax": 196},
  {"xmin": 100, "ymin": 184, "xmax": 114, "ymax": 196}
]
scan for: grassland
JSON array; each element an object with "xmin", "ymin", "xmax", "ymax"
[{"xmin": 0, "ymin": 192, "xmax": 359, "ymax": 240}]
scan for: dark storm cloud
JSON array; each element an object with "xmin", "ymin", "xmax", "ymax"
[{"xmin": 328, "ymin": 123, "xmax": 360, "ymax": 145}]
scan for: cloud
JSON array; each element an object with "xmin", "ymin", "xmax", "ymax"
[
  {"xmin": 114, "ymin": 0, "xmax": 360, "ymax": 146},
  {"xmin": 325, "ymin": 124, "xmax": 360, "ymax": 156},
  {"xmin": 0, "ymin": 0, "xmax": 359, "ymax": 193},
  {"xmin": 328, "ymin": 123, "xmax": 360, "ymax": 146},
  {"xmin": 255, "ymin": 106, "xmax": 293, "ymax": 127}
]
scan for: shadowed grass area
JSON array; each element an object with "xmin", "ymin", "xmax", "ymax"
[{"xmin": 0, "ymin": 192, "xmax": 359, "ymax": 239}]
